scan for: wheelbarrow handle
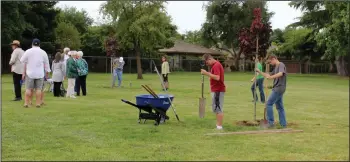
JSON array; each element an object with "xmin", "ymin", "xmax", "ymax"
[{"xmin": 121, "ymin": 99, "xmax": 137, "ymax": 107}]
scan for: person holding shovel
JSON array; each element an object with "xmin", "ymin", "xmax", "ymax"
[
  {"xmin": 200, "ymin": 54, "xmax": 226, "ymax": 130},
  {"xmin": 255, "ymin": 54, "xmax": 287, "ymax": 128},
  {"xmin": 111, "ymin": 57, "xmax": 125, "ymax": 88},
  {"xmin": 250, "ymin": 56, "xmax": 265, "ymax": 103}
]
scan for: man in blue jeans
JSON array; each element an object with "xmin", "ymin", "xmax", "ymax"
[
  {"xmin": 112, "ymin": 57, "xmax": 125, "ymax": 88},
  {"xmin": 250, "ymin": 56, "xmax": 265, "ymax": 103},
  {"xmin": 256, "ymin": 54, "xmax": 287, "ymax": 128}
]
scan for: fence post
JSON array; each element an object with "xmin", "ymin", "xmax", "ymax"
[
  {"xmin": 129, "ymin": 58, "xmax": 131, "ymax": 74},
  {"xmin": 189, "ymin": 60, "xmax": 192, "ymax": 72},
  {"xmin": 150, "ymin": 59, "xmax": 152, "ymax": 73},
  {"xmin": 106, "ymin": 57, "xmax": 108, "ymax": 73}
]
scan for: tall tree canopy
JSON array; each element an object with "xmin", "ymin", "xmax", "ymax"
[
  {"xmin": 100, "ymin": 1, "xmax": 178, "ymax": 79},
  {"xmin": 57, "ymin": 6, "xmax": 94, "ymax": 34},
  {"xmin": 182, "ymin": 30, "xmax": 205, "ymax": 45},
  {"xmin": 202, "ymin": 0, "xmax": 273, "ymax": 68},
  {"xmin": 1, "ymin": 2, "xmax": 31, "ymax": 44},
  {"xmin": 55, "ymin": 21, "xmax": 82, "ymax": 50},
  {"xmin": 289, "ymin": 1, "xmax": 349, "ymax": 76}
]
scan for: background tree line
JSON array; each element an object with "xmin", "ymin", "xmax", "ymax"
[{"xmin": 1, "ymin": 1, "xmax": 349, "ymax": 76}]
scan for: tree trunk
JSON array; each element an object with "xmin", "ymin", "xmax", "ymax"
[
  {"xmin": 135, "ymin": 41, "xmax": 143, "ymax": 79},
  {"xmin": 328, "ymin": 60, "xmax": 334, "ymax": 73},
  {"xmin": 335, "ymin": 56, "xmax": 349, "ymax": 76}
]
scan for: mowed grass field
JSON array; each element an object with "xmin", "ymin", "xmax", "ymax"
[{"xmin": 2, "ymin": 72, "xmax": 349, "ymax": 161}]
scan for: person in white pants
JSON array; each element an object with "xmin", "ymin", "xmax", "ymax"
[{"xmin": 65, "ymin": 51, "xmax": 78, "ymax": 98}]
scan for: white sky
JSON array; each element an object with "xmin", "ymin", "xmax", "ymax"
[{"xmin": 56, "ymin": 1, "xmax": 302, "ymax": 34}]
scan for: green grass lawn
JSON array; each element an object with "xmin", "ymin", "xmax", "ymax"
[{"xmin": 2, "ymin": 72, "xmax": 349, "ymax": 161}]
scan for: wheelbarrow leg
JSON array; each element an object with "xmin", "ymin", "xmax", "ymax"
[{"xmin": 143, "ymin": 119, "xmax": 147, "ymax": 124}]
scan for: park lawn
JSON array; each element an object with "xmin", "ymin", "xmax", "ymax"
[{"xmin": 2, "ymin": 72, "xmax": 349, "ymax": 161}]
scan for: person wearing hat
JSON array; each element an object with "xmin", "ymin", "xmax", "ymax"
[
  {"xmin": 111, "ymin": 56, "xmax": 125, "ymax": 88},
  {"xmin": 9, "ymin": 40, "xmax": 25, "ymax": 101},
  {"xmin": 20, "ymin": 38, "xmax": 51, "ymax": 108}
]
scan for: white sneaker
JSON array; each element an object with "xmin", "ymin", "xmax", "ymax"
[
  {"xmin": 216, "ymin": 125, "xmax": 223, "ymax": 130},
  {"xmin": 70, "ymin": 95, "xmax": 76, "ymax": 99}
]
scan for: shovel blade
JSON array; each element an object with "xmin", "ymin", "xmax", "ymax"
[
  {"xmin": 259, "ymin": 119, "xmax": 269, "ymax": 129},
  {"xmin": 199, "ymin": 98, "xmax": 206, "ymax": 118}
]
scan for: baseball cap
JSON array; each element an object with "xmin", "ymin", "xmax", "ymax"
[
  {"xmin": 119, "ymin": 57, "xmax": 124, "ymax": 62},
  {"xmin": 32, "ymin": 38, "xmax": 40, "ymax": 46}
]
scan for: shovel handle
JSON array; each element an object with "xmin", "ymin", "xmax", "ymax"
[{"xmin": 201, "ymin": 75, "xmax": 204, "ymax": 98}]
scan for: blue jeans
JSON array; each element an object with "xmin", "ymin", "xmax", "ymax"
[
  {"xmin": 112, "ymin": 69, "xmax": 123, "ymax": 87},
  {"xmin": 251, "ymin": 78, "xmax": 265, "ymax": 102},
  {"xmin": 266, "ymin": 90, "xmax": 287, "ymax": 127}
]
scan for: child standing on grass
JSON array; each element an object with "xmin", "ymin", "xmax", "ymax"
[
  {"xmin": 161, "ymin": 55, "xmax": 170, "ymax": 90},
  {"xmin": 250, "ymin": 56, "xmax": 265, "ymax": 103}
]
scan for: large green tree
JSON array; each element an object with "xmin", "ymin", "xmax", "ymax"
[
  {"xmin": 202, "ymin": 0, "xmax": 273, "ymax": 68},
  {"xmin": 1, "ymin": 2, "xmax": 31, "ymax": 44},
  {"xmin": 21, "ymin": 1, "xmax": 59, "ymax": 43},
  {"xmin": 55, "ymin": 22, "xmax": 81, "ymax": 50},
  {"xmin": 289, "ymin": 1, "xmax": 349, "ymax": 76},
  {"xmin": 276, "ymin": 28, "xmax": 322, "ymax": 60},
  {"xmin": 182, "ymin": 30, "xmax": 205, "ymax": 46},
  {"xmin": 100, "ymin": 1, "xmax": 177, "ymax": 79},
  {"xmin": 270, "ymin": 28, "xmax": 285, "ymax": 45},
  {"xmin": 81, "ymin": 25, "xmax": 111, "ymax": 56},
  {"xmin": 56, "ymin": 6, "xmax": 94, "ymax": 34}
]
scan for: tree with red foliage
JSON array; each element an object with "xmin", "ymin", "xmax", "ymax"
[{"xmin": 238, "ymin": 8, "xmax": 272, "ymax": 59}]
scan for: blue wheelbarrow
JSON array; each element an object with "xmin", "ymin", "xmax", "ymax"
[{"xmin": 121, "ymin": 94, "xmax": 174, "ymax": 126}]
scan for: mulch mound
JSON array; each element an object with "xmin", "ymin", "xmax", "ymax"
[{"xmin": 235, "ymin": 120, "xmax": 298, "ymax": 127}]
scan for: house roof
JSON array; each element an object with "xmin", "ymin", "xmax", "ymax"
[{"xmin": 158, "ymin": 40, "xmax": 223, "ymax": 56}]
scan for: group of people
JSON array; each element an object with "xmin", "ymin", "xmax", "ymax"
[
  {"xmin": 60, "ymin": 48, "xmax": 89, "ymax": 98},
  {"xmin": 8, "ymin": 38, "xmax": 89, "ymax": 108},
  {"xmin": 108, "ymin": 55, "xmax": 170, "ymax": 90},
  {"xmin": 200, "ymin": 53, "xmax": 288, "ymax": 130},
  {"xmin": 9, "ymin": 38, "xmax": 287, "ymax": 129}
]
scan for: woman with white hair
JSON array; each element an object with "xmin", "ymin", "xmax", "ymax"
[
  {"xmin": 62, "ymin": 47, "xmax": 70, "ymax": 64},
  {"xmin": 76, "ymin": 51, "xmax": 88, "ymax": 96},
  {"xmin": 65, "ymin": 51, "xmax": 79, "ymax": 98}
]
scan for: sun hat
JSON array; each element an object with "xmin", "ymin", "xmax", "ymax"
[{"xmin": 10, "ymin": 40, "xmax": 20, "ymax": 46}]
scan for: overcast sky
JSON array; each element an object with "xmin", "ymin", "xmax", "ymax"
[{"xmin": 56, "ymin": 1, "xmax": 302, "ymax": 34}]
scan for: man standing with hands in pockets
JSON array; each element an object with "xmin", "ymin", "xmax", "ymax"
[{"xmin": 200, "ymin": 54, "xmax": 226, "ymax": 130}]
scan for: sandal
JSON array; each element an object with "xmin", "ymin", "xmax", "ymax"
[
  {"xmin": 36, "ymin": 105, "xmax": 41, "ymax": 108},
  {"xmin": 23, "ymin": 105, "xmax": 29, "ymax": 108}
]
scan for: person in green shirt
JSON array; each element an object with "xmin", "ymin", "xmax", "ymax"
[{"xmin": 250, "ymin": 56, "xmax": 265, "ymax": 103}]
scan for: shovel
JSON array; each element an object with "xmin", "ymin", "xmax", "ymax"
[
  {"xmin": 199, "ymin": 74, "xmax": 206, "ymax": 118},
  {"xmin": 260, "ymin": 63, "xmax": 270, "ymax": 128}
]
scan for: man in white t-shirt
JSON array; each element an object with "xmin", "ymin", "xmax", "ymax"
[{"xmin": 20, "ymin": 38, "xmax": 51, "ymax": 108}]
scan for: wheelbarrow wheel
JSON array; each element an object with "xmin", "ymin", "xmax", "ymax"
[{"xmin": 154, "ymin": 121, "xmax": 160, "ymax": 126}]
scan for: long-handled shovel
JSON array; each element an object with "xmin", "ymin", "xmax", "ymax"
[
  {"xmin": 151, "ymin": 60, "xmax": 180, "ymax": 122},
  {"xmin": 199, "ymin": 74, "xmax": 206, "ymax": 118},
  {"xmin": 253, "ymin": 61, "xmax": 258, "ymax": 121},
  {"xmin": 260, "ymin": 62, "xmax": 270, "ymax": 128}
]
